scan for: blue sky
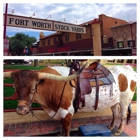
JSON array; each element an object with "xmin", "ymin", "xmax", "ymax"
[{"xmin": 3, "ymin": 3, "xmax": 137, "ymax": 41}]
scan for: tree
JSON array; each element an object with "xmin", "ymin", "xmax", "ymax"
[{"xmin": 8, "ymin": 33, "xmax": 37, "ymax": 56}]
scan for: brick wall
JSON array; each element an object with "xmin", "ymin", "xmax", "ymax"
[
  {"xmin": 4, "ymin": 113, "xmax": 136, "ymax": 136},
  {"xmin": 99, "ymin": 14, "xmax": 128, "ymax": 38}
]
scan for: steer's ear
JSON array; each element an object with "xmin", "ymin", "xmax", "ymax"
[{"xmin": 37, "ymin": 80, "xmax": 42, "ymax": 85}]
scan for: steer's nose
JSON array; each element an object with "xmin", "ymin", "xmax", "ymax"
[
  {"xmin": 16, "ymin": 105, "xmax": 30, "ymax": 115},
  {"xmin": 17, "ymin": 106, "xmax": 23, "ymax": 111}
]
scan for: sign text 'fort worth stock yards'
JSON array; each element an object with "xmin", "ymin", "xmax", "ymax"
[{"xmin": 4, "ymin": 14, "xmax": 86, "ymax": 34}]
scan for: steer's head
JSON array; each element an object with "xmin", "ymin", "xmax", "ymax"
[
  {"xmin": 4, "ymin": 64, "xmax": 86, "ymax": 115},
  {"xmin": 11, "ymin": 70, "xmax": 39, "ymax": 115}
]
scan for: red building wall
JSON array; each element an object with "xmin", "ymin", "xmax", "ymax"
[{"xmin": 38, "ymin": 38, "xmax": 93, "ymax": 53}]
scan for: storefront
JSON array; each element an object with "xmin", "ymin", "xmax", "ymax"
[{"xmin": 102, "ymin": 48, "xmax": 132, "ymax": 56}]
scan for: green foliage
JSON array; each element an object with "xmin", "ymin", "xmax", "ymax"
[
  {"xmin": 4, "ymin": 78, "xmax": 13, "ymax": 84},
  {"xmin": 4, "ymin": 86, "xmax": 17, "ymax": 109},
  {"xmin": 132, "ymin": 93, "xmax": 137, "ymax": 101},
  {"xmin": 133, "ymin": 67, "xmax": 136, "ymax": 72},
  {"xmin": 8, "ymin": 33, "xmax": 37, "ymax": 56},
  {"xmin": 4, "ymin": 65, "xmax": 45, "ymax": 70}
]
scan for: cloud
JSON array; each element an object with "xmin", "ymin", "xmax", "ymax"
[
  {"xmin": 4, "ymin": 3, "xmax": 136, "ymax": 22},
  {"xmin": 3, "ymin": 3, "xmax": 137, "ymax": 39}
]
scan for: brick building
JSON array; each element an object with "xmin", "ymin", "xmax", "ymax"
[
  {"xmin": 33, "ymin": 14, "xmax": 136, "ymax": 56},
  {"xmin": 110, "ymin": 22, "xmax": 137, "ymax": 55}
]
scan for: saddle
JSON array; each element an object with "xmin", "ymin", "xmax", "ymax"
[{"xmin": 71, "ymin": 61, "xmax": 115, "ymax": 111}]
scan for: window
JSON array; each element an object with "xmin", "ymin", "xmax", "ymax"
[
  {"xmin": 48, "ymin": 39, "xmax": 50, "ymax": 45},
  {"xmin": 76, "ymin": 33, "xmax": 81, "ymax": 40},
  {"xmin": 128, "ymin": 40, "xmax": 133, "ymax": 48},
  {"xmin": 117, "ymin": 41, "xmax": 124, "ymax": 48},
  {"xmin": 53, "ymin": 37, "xmax": 56, "ymax": 44},
  {"xmin": 103, "ymin": 35, "xmax": 108, "ymax": 43},
  {"xmin": 65, "ymin": 34, "xmax": 69, "ymax": 42},
  {"xmin": 42, "ymin": 40, "xmax": 45, "ymax": 46}
]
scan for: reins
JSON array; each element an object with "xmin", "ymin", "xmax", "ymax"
[{"xmin": 30, "ymin": 81, "xmax": 67, "ymax": 121}]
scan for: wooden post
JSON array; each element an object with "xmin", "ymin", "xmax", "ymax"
[{"xmin": 91, "ymin": 21, "xmax": 102, "ymax": 56}]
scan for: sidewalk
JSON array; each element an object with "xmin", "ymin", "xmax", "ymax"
[{"xmin": 4, "ymin": 113, "xmax": 136, "ymax": 137}]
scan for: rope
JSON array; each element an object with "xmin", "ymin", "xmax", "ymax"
[{"xmin": 30, "ymin": 81, "xmax": 67, "ymax": 121}]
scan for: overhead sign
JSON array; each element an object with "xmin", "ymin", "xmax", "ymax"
[
  {"xmin": 4, "ymin": 14, "xmax": 86, "ymax": 34},
  {"xmin": 4, "ymin": 14, "xmax": 53, "ymax": 30},
  {"xmin": 54, "ymin": 22, "xmax": 86, "ymax": 34}
]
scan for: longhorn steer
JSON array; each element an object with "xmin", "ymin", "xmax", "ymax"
[{"xmin": 4, "ymin": 64, "xmax": 137, "ymax": 136}]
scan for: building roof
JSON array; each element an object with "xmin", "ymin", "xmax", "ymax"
[{"xmin": 111, "ymin": 21, "xmax": 136, "ymax": 29}]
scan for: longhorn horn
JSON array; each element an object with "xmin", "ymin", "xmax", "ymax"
[
  {"xmin": 4, "ymin": 71, "xmax": 13, "ymax": 78},
  {"xmin": 38, "ymin": 62, "xmax": 87, "ymax": 81},
  {"xmin": 3, "ymin": 62, "xmax": 87, "ymax": 81}
]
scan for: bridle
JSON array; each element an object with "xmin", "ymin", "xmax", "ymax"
[
  {"xmin": 17, "ymin": 81, "xmax": 67, "ymax": 121},
  {"xmin": 17, "ymin": 61, "xmax": 83, "ymax": 120},
  {"xmin": 17, "ymin": 83, "xmax": 38, "ymax": 110}
]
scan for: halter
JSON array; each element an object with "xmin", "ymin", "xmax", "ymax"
[
  {"xmin": 17, "ymin": 81, "xmax": 67, "ymax": 121},
  {"xmin": 17, "ymin": 83, "xmax": 38, "ymax": 110}
]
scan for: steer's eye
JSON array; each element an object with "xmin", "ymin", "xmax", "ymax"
[{"xmin": 31, "ymin": 88, "xmax": 36, "ymax": 92}]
